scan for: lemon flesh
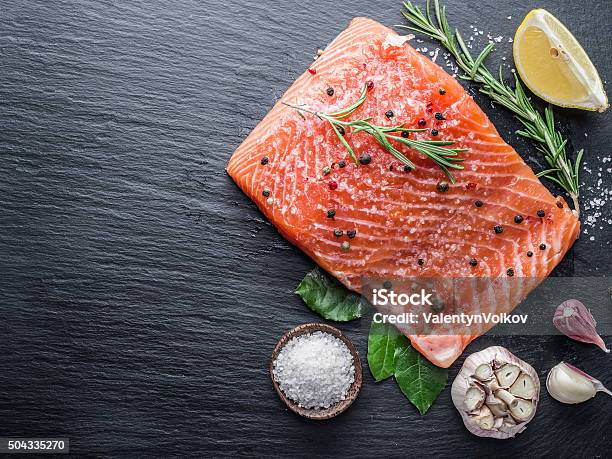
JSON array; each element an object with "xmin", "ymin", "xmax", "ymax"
[{"xmin": 513, "ymin": 9, "xmax": 608, "ymax": 112}]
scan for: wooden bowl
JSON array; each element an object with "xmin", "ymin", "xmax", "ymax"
[{"xmin": 269, "ymin": 323, "xmax": 362, "ymax": 420}]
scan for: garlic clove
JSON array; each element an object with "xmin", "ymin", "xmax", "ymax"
[
  {"xmin": 486, "ymin": 395, "xmax": 509, "ymax": 417},
  {"xmin": 510, "ymin": 373, "xmax": 537, "ymax": 399},
  {"xmin": 493, "ymin": 416, "xmax": 504, "ymax": 429},
  {"xmin": 474, "ymin": 363, "xmax": 494, "ymax": 381},
  {"xmin": 553, "ymin": 299, "xmax": 610, "ymax": 353},
  {"xmin": 464, "ymin": 385, "xmax": 486, "ymax": 411},
  {"xmin": 495, "ymin": 364, "xmax": 521, "ymax": 387},
  {"xmin": 546, "ymin": 362, "xmax": 612, "ymax": 404},
  {"xmin": 509, "ymin": 398, "xmax": 534, "ymax": 422},
  {"xmin": 472, "ymin": 405, "xmax": 495, "ymax": 430}
]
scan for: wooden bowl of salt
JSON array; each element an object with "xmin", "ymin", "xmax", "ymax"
[{"xmin": 269, "ymin": 323, "xmax": 362, "ymax": 420}]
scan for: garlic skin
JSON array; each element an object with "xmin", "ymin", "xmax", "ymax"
[
  {"xmin": 553, "ymin": 299, "xmax": 610, "ymax": 353},
  {"xmin": 546, "ymin": 362, "xmax": 612, "ymax": 404},
  {"xmin": 451, "ymin": 346, "xmax": 540, "ymax": 439}
]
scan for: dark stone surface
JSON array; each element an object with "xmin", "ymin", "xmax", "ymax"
[{"xmin": 0, "ymin": 0, "xmax": 610, "ymax": 457}]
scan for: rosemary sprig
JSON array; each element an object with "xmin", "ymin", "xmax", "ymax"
[
  {"xmin": 401, "ymin": 0, "xmax": 582, "ymax": 215},
  {"xmin": 283, "ymin": 84, "xmax": 466, "ymax": 183}
]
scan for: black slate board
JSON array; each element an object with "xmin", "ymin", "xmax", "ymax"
[{"xmin": 1, "ymin": 0, "xmax": 610, "ymax": 457}]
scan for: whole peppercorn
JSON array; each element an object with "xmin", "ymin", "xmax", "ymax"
[
  {"xmin": 435, "ymin": 112, "xmax": 445, "ymax": 120},
  {"xmin": 418, "ymin": 118, "xmax": 427, "ymax": 126},
  {"xmin": 537, "ymin": 209, "xmax": 545, "ymax": 218},
  {"xmin": 514, "ymin": 215, "xmax": 524, "ymax": 224},
  {"xmin": 326, "ymin": 87, "xmax": 334, "ymax": 96},
  {"xmin": 385, "ymin": 110, "xmax": 394, "ymax": 118},
  {"xmin": 338, "ymin": 160, "xmax": 346, "ymax": 168},
  {"xmin": 404, "ymin": 164, "xmax": 412, "ymax": 172},
  {"xmin": 359, "ymin": 153, "xmax": 372, "ymax": 165},
  {"xmin": 260, "ymin": 156, "xmax": 269, "ymax": 165},
  {"xmin": 336, "ymin": 126, "xmax": 345, "ymax": 136},
  {"xmin": 401, "ymin": 131, "xmax": 410, "ymax": 138},
  {"xmin": 333, "ymin": 229, "xmax": 343, "ymax": 237},
  {"xmin": 347, "ymin": 229, "xmax": 357, "ymax": 239},
  {"xmin": 341, "ymin": 241, "xmax": 350, "ymax": 251},
  {"xmin": 539, "ymin": 243, "xmax": 547, "ymax": 250},
  {"xmin": 527, "ymin": 251, "xmax": 534, "ymax": 257},
  {"xmin": 439, "ymin": 88, "xmax": 446, "ymax": 95},
  {"xmin": 417, "ymin": 258, "xmax": 425, "ymax": 266},
  {"xmin": 262, "ymin": 188, "xmax": 270, "ymax": 197},
  {"xmin": 437, "ymin": 181, "xmax": 449, "ymax": 193},
  {"xmin": 474, "ymin": 200, "xmax": 483, "ymax": 208},
  {"xmin": 431, "ymin": 129, "xmax": 439, "ymax": 136},
  {"xmin": 327, "ymin": 209, "xmax": 336, "ymax": 218},
  {"xmin": 494, "ymin": 225, "xmax": 504, "ymax": 234},
  {"xmin": 507, "ymin": 268, "xmax": 515, "ymax": 277},
  {"xmin": 469, "ymin": 258, "xmax": 478, "ymax": 267},
  {"xmin": 383, "ymin": 280, "xmax": 392, "ymax": 289}
]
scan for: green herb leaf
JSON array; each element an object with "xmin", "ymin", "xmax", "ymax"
[
  {"xmin": 394, "ymin": 341, "xmax": 448, "ymax": 415},
  {"xmin": 295, "ymin": 267, "xmax": 364, "ymax": 321},
  {"xmin": 367, "ymin": 321, "xmax": 407, "ymax": 381}
]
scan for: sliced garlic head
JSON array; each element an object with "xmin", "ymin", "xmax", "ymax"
[{"xmin": 451, "ymin": 346, "xmax": 540, "ymax": 439}]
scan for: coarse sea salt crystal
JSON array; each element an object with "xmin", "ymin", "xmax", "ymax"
[{"xmin": 272, "ymin": 331, "xmax": 355, "ymax": 409}]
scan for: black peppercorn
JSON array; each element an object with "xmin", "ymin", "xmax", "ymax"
[
  {"xmin": 404, "ymin": 165, "xmax": 412, "ymax": 172},
  {"xmin": 537, "ymin": 209, "xmax": 545, "ymax": 217},
  {"xmin": 507, "ymin": 268, "xmax": 514, "ymax": 277},
  {"xmin": 469, "ymin": 258, "xmax": 478, "ymax": 267},
  {"xmin": 260, "ymin": 156, "xmax": 269, "ymax": 165},
  {"xmin": 401, "ymin": 131, "xmax": 410, "ymax": 138},
  {"xmin": 326, "ymin": 87, "xmax": 334, "ymax": 96},
  {"xmin": 527, "ymin": 251, "xmax": 534, "ymax": 257},
  {"xmin": 337, "ymin": 126, "xmax": 345, "ymax": 136},
  {"xmin": 385, "ymin": 110, "xmax": 394, "ymax": 118},
  {"xmin": 262, "ymin": 189, "xmax": 270, "ymax": 197},
  {"xmin": 338, "ymin": 160, "xmax": 346, "ymax": 168},
  {"xmin": 327, "ymin": 209, "xmax": 336, "ymax": 218},
  {"xmin": 439, "ymin": 88, "xmax": 446, "ymax": 95},
  {"xmin": 418, "ymin": 118, "xmax": 427, "ymax": 126},
  {"xmin": 437, "ymin": 181, "xmax": 449, "ymax": 193},
  {"xmin": 431, "ymin": 129, "xmax": 439, "ymax": 136},
  {"xmin": 475, "ymin": 200, "xmax": 483, "ymax": 208},
  {"xmin": 347, "ymin": 229, "xmax": 356, "ymax": 239},
  {"xmin": 435, "ymin": 112, "xmax": 445, "ymax": 120},
  {"xmin": 359, "ymin": 153, "xmax": 372, "ymax": 165},
  {"xmin": 494, "ymin": 225, "xmax": 504, "ymax": 234},
  {"xmin": 383, "ymin": 280, "xmax": 392, "ymax": 289},
  {"xmin": 539, "ymin": 243, "xmax": 546, "ymax": 250},
  {"xmin": 417, "ymin": 258, "xmax": 425, "ymax": 266},
  {"xmin": 514, "ymin": 215, "xmax": 524, "ymax": 224},
  {"xmin": 333, "ymin": 229, "xmax": 343, "ymax": 237}
]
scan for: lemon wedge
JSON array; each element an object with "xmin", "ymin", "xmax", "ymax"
[{"xmin": 513, "ymin": 9, "xmax": 608, "ymax": 112}]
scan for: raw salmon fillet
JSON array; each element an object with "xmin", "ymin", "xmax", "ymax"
[{"xmin": 227, "ymin": 17, "xmax": 580, "ymax": 367}]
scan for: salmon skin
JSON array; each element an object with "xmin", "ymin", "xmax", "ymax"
[{"xmin": 227, "ymin": 18, "xmax": 580, "ymax": 367}]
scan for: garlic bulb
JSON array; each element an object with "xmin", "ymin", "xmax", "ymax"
[
  {"xmin": 546, "ymin": 362, "xmax": 612, "ymax": 404},
  {"xmin": 451, "ymin": 346, "xmax": 540, "ymax": 439},
  {"xmin": 553, "ymin": 299, "xmax": 610, "ymax": 353}
]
